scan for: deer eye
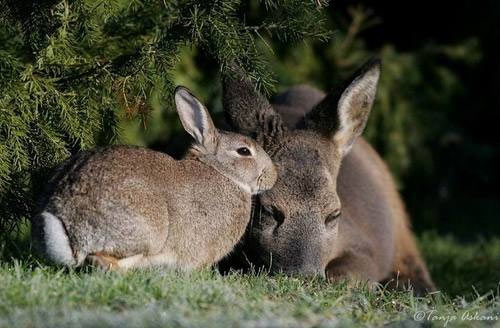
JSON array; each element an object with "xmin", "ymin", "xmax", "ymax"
[
  {"xmin": 325, "ymin": 209, "xmax": 341, "ymax": 226},
  {"xmin": 237, "ymin": 147, "xmax": 251, "ymax": 156}
]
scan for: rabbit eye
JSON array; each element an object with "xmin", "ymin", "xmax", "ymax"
[{"xmin": 237, "ymin": 147, "xmax": 251, "ymax": 156}]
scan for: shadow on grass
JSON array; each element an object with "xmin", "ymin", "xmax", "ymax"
[{"xmin": 0, "ymin": 221, "xmax": 34, "ymax": 263}]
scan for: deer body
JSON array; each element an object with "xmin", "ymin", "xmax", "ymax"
[
  {"xmin": 221, "ymin": 61, "xmax": 435, "ymax": 294},
  {"xmin": 273, "ymin": 85, "xmax": 428, "ymax": 285}
]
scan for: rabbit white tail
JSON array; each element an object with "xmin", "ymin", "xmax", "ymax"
[{"xmin": 41, "ymin": 212, "xmax": 76, "ymax": 266}]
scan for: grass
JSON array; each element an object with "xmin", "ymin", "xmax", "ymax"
[
  {"xmin": 420, "ymin": 232, "xmax": 500, "ymax": 298},
  {"xmin": 0, "ymin": 232, "xmax": 499, "ymax": 327}
]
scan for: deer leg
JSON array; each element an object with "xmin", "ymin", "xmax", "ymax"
[
  {"xmin": 326, "ymin": 252, "xmax": 381, "ymax": 290},
  {"xmin": 383, "ymin": 256, "xmax": 436, "ymax": 296}
]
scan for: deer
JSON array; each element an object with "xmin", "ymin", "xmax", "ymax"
[{"xmin": 219, "ymin": 59, "xmax": 436, "ymax": 295}]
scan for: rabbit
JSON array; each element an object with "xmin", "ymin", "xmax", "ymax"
[{"xmin": 31, "ymin": 86, "xmax": 277, "ymax": 271}]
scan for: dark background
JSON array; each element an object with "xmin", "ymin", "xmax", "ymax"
[{"xmin": 343, "ymin": 0, "xmax": 500, "ymax": 238}]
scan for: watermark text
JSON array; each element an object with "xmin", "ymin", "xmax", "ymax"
[{"xmin": 414, "ymin": 309, "xmax": 499, "ymax": 327}]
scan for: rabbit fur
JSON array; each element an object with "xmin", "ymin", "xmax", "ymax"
[{"xmin": 32, "ymin": 87, "xmax": 277, "ymax": 271}]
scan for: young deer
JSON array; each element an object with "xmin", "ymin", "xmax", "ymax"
[{"xmin": 220, "ymin": 60, "xmax": 435, "ymax": 295}]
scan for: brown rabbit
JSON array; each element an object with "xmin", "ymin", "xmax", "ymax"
[{"xmin": 32, "ymin": 87, "xmax": 277, "ymax": 271}]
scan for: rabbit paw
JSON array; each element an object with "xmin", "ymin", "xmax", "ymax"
[{"xmin": 88, "ymin": 253, "xmax": 120, "ymax": 271}]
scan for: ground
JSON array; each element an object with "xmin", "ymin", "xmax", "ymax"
[{"xmin": 0, "ymin": 232, "xmax": 499, "ymax": 327}]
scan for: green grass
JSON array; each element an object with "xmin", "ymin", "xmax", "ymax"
[
  {"xmin": 420, "ymin": 232, "xmax": 500, "ymax": 298},
  {"xmin": 0, "ymin": 232, "xmax": 499, "ymax": 327}
]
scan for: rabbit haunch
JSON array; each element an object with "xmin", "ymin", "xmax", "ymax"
[{"xmin": 32, "ymin": 87, "xmax": 277, "ymax": 271}]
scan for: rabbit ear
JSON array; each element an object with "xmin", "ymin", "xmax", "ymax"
[{"xmin": 175, "ymin": 86, "xmax": 218, "ymax": 152}]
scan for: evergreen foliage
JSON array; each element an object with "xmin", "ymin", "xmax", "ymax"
[{"xmin": 0, "ymin": 0, "xmax": 331, "ymax": 234}]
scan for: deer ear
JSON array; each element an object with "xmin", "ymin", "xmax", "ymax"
[
  {"xmin": 174, "ymin": 86, "xmax": 218, "ymax": 153},
  {"xmin": 222, "ymin": 66, "xmax": 285, "ymax": 146},
  {"xmin": 305, "ymin": 59, "xmax": 381, "ymax": 156}
]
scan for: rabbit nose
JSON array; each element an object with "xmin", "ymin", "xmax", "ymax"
[{"xmin": 258, "ymin": 165, "xmax": 277, "ymax": 191}]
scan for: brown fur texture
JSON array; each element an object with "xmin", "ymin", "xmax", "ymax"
[
  {"xmin": 221, "ymin": 60, "xmax": 435, "ymax": 295},
  {"xmin": 32, "ymin": 87, "xmax": 277, "ymax": 271}
]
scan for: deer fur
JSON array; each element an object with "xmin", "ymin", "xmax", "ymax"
[{"xmin": 220, "ymin": 60, "xmax": 435, "ymax": 295}]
